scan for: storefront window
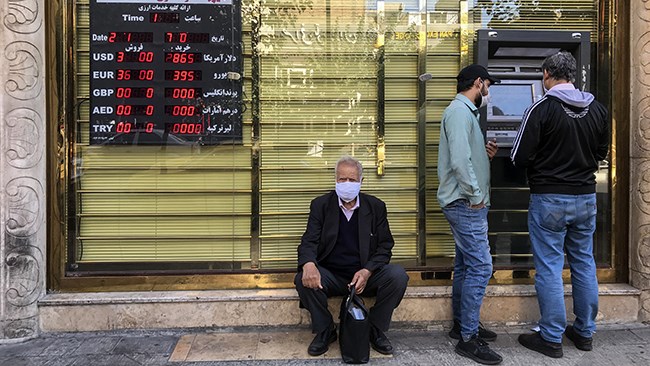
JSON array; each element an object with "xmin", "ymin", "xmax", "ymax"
[{"xmin": 65, "ymin": 0, "xmax": 612, "ymax": 280}]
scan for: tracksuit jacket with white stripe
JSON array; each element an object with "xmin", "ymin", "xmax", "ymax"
[{"xmin": 510, "ymin": 83, "xmax": 610, "ymax": 195}]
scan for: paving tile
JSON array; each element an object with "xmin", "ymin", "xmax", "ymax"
[
  {"xmin": 0, "ymin": 338, "xmax": 61, "ymax": 357},
  {"xmin": 629, "ymin": 326, "xmax": 650, "ymax": 342},
  {"xmin": 169, "ymin": 334, "xmax": 195, "ymax": 362},
  {"xmin": 111, "ymin": 335, "xmax": 177, "ymax": 356},
  {"xmin": 0, "ymin": 357, "xmax": 53, "ymax": 366},
  {"xmin": 39, "ymin": 337, "xmax": 84, "ymax": 356},
  {"xmin": 70, "ymin": 354, "xmax": 144, "ymax": 366},
  {"xmin": 43, "ymin": 357, "xmax": 79, "ymax": 366},
  {"xmin": 591, "ymin": 329, "xmax": 645, "ymax": 346},
  {"xmin": 489, "ymin": 331, "xmax": 522, "ymax": 349},
  {"xmin": 183, "ymin": 332, "xmax": 258, "ymax": 362},
  {"xmin": 388, "ymin": 329, "xmax": 454, "ymax": 350},
  {"xmin": 125, "ymin": 352, "xmax": 177, "ymax": 366},
  {"xmin": 256, "ymin": 329, "xmax": 390, "ymax": 361},
  {"xmin": 573, "ymin": 345, "xmax": 650, "ymax": 366},
  {"xmin": 255, "ymin": 330, "xmax": 319, "ymax": 360},
  {"xmin": 71, "ymin": 336, "xmax": 121, "ymax": 355}
]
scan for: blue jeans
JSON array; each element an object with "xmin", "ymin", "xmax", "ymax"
[
  {"xmin": 528, "ymin": 193, "xmax": 599, "ymax": 343},
  {"xmin": 442, "ymin": 199, "xmax": 492, "ymax": 341}
]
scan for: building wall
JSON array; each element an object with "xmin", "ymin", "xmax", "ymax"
[
  {"xmin": 0, "ymin": 0, "xmax": 47, "ymax": 342},
  {"xmin": 630, "ymin": 0, "xmax": 650, "ymax": 322}
]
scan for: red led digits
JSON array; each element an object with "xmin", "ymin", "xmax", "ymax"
[
  {"xmin": 116, "ymin": 52, "xmax": 154, "ymax": 63},
  {"xmin": 150, "ymin": 13, "xmax": 180, "ymax": 23},
  {"xmin": 108, "ymin": 32, "xmax": 153, "ymax": 43},
  {"xmin": 116, "ymin": 87, "xmax": 154, "ymax": 99},
  {"xmin": 164, "ymin": 88, "xmax": 202, "ymax": 99},
  {"xmin": 116, "ymin": 69, "xmax": 155, "ymax": 81},
  {"xmin": 164, "ymin": 32, "xmax": 210, "ymax": 43},
  {"xmin": 116, "ymin": 105, "xmax": 154, "ymax": 116},
  {"xmin": 164, "ymin": 52, "xmax": 203, "ymax": 64},
  {"xmin": 165, "ymin": 123, "xmax": 204, "ymax": 134},
  {"xmin": 164, "ymin": 105, "xmax": 198, "ymax": 116},
  {"xmin": 115, "ymin": 122, "xmax": 155, "ymax": 134},
  {"xmin": 164, "ymin": 70, "xmax": 202, "ymax": 81}
]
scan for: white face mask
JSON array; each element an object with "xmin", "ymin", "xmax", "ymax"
[
  {"xmin": 335, "ymin": 181, "xmax": 361, "ymax": 203},
  {"xmin": 480, "ymin": 90, "xmax": 491, "ymax": 108},
  {"xmin": 478, "ymin": 80, "xmax": 491, "ymax": 108}
]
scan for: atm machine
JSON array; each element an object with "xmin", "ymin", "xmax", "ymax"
[{"xmin": 475, "ymin": 30, "xmax": 592, "ymax": 272}]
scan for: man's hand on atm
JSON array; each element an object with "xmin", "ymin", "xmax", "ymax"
[{"xmin": 486, "ymin": 138, "xmax": 498, "ymax": 161}]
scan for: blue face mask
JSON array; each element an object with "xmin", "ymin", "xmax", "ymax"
[{"xmin": 335, "ymin": 181, "xmax": 361, "ymax": 203}]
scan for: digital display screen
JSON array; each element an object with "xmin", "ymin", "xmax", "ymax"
[
  {"xmin": 488, "ymin": 84, "xmax": 534, "ymax": 118},
  {"xmin": 150, "ymin": 12, "xmax": 180, "ymax": 23},
  {"xmin": 89, "ymin": 0, "xmax": 242, "ymax": 145}
]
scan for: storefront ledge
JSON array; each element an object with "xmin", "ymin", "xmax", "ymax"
[{"xmin": 38, "ymin": 284, "xmax": 640, "ymax": 332}]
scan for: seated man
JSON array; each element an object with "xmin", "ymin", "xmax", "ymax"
[{"xmin": 295, "ymin": 155, "xmax": 409, "ymax": 356}]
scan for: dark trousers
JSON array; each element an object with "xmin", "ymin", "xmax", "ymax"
[{"xmin": 294, "ymin": 264, "xmax": 409, "ymax": 333}]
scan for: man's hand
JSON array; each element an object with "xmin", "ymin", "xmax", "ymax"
[
  {"xmin": 301, "ymin": 262, "xmax": 322, "ymax": 289},
  {"xmin": 349, "ymin": 268, "xmax": 372, "ymax": 294},
  {"xmin": 486, "ymin": 139, "xmax": 498, "ymax": 161},
  {"xmin": 470, "ymin": 201, "xmax": 486, "ymax": 210}
]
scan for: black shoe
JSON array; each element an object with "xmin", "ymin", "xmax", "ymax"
[
  {"xmin": 370, "ymin": 325, "xmax": 394, "ymax": 355},
  {"xmin": 308, "ymin": 323, "xmax": 337, "ymax": 356},
  {"xmin": 455, "ymin": 336, "xmax": 503, "ymax": 365},
  {"xmin": 565, "ymin": 325, "xmax": 593, "ymax": 351},
  {"xmin": 449, "ymin": 320, "xmax": 497, "ymax": 342},
  {"xmin": 518, "ymin": 332, "xmax": 563, "ymax": 358}
]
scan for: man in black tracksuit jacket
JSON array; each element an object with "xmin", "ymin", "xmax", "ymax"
[{"xmin": 511, "ymin": 51, "xmax": 610, "ymax": 358}]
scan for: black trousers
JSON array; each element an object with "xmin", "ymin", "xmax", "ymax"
[{"xmin": 294, "ymin": 264, "xmax": 409, "ymax": 333}]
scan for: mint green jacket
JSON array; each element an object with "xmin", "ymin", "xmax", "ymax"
[{"xmin": 437, "ymin": 94, "xmax": 491, "ymax": 208}]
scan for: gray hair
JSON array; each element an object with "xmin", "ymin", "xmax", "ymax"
[
  {"xmin": 542, "ymin": 51, "xmax": 577, "ymax": 83},
  {"xmin": 335, "ymin": 155, "xmax": 363, "ymax": 178}
]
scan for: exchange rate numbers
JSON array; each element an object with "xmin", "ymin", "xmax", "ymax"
[{"xmin": 90, "ymin": 1, "xmax": 243, "ymax": 145}]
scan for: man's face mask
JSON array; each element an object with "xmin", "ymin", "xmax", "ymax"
[
  {"xmin": 335, "ymin": 181, "xmax": 361, "ymax": 203},
  {"xmin": 475, "ymin": 79, "xmax": 490, "ymax": 108}
]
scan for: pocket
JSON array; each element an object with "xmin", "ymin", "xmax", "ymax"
[
  {"xmin": 579, "ymin": 198, "xmax": 597, "ymax": 231},
  {"xmin": 533, "ymin": 196, "xmax": 566, "ymax": 232}
]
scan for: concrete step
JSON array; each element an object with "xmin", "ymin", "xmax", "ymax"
[{"xmin": 38, "ymin": 284, "xmax": 640, "ymax": 332}]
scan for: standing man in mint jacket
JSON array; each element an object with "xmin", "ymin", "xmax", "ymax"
[
  {"xmin": 512, "ymin": 52, "xmax": 610, "ymax": 358},
  {"xmin": 438, "ymin": 64, "xmax": 501, "ymax": 365}
]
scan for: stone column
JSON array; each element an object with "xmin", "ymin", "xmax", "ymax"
[
  {"xmin": 631, "ymin": 1, "xmax": 650, "ymax": 322},
  {"xmin": 0, "ymin": 0, "xmax": 47, "ymax": 342}
]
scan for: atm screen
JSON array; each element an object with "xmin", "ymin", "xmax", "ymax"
[{"xmin": 487, "ymin": 84, "xmax": 535, "ymax": 119}]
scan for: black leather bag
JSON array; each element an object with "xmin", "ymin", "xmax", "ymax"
[{"xmin": 338, "ymin": 285, "xmax": 370, "ymax": 364}]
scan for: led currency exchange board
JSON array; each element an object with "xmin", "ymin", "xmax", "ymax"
[{"xmin": 89, "ymin": 0, "xmax": 242, "ymax": 145}]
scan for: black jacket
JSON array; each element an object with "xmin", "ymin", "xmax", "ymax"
[
  {"xmin": 297, "ymin": 191, "xmax": 394, "ymax": 273},
  {"xmin": 510, "ymin": 88, "xmax": 610, "ymax": 194}
]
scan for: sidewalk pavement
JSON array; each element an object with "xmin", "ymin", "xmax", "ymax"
[{"xmin": 1, "ymin": 323, "xmax": 649, "ymax": 366}]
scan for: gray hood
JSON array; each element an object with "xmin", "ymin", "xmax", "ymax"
[{"xmin": 546, "ymin": 88, "xmax": 594, "ymax": 108}]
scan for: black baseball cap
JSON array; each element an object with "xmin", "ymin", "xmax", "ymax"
[{"xmin": 456, "ymin": 64, "xmax": 500, "ymax": 84}]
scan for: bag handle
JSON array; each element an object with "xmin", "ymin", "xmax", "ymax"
[{"xmin": 346, "ymin": 285, "xmax": 367, "ymax": 309}]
